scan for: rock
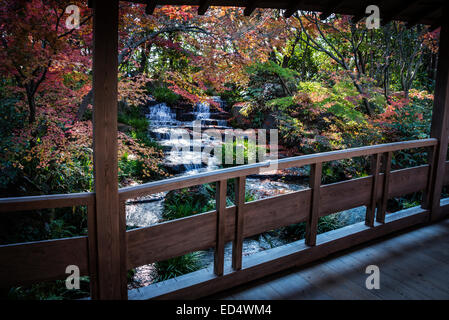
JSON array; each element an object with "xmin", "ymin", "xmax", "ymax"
[{"xmin": 336, "ymin": 206, "xmax": 367, "ymax": 225}]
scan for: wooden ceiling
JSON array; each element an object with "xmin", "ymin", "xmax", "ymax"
[{"xmin": 116, "ymin": 0, "xmax": 445, "ymax": 28}]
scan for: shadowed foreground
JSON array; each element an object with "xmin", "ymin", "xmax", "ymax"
[{"xmin": 210, "ymin": 219, "xmax": 449, "ymax": 300}]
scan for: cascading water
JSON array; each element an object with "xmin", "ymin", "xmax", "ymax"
[
  {"xmin": 127, "ymin": 97, "xmax": 366, "ymax": 289},
  {"xmin": 193, "ymin": 102, "xmax": 210, "ymax": 120},
  {"xmin": 146, "ymin": 98, "xmax": 228, "ymax": 175},
  {"xmin": 148, "ymin": 103, "xmax": 178, "ymax": 126}
]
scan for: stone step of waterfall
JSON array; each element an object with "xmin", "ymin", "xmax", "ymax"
[
  {"xmin": 178, "ymin": 112, "xmax": 230, "ymax": 122},
  {"xmin": 179, "ymin": 125, "xmax": 231, "ymax": 131}
]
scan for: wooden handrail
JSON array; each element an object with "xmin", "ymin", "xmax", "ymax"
[
  {"xmin": 0, "ymin": 192, "xmax": 95, "ymax": 213},
  {"xmin": 0, "ymin": 139, "xmax": 437, "ymax": 207},
  {"xmin": 118, "ymin": 138, "xmax": 437, "ymax": 200},
  {"xmin": 0, "ymin": 138, "xmax": 441, "ymax": 297}
]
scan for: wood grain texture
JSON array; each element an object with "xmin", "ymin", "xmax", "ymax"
[
  {"xmin": 128, "ymin": 206, "xmax": 428, "ymax": 300},
  {"xmin": 422, "ymin": 144, "xmax": 438, "ymax": 209},
  {"xmin": 232, "ymin": 177, "xmax": 245, "ymax": 270},
  {"xmin": 305, "ymin": 163, "xmax": 322, "ymax": 246},
  {"xmin": 378, "ymin": 151, "xmax": 392, "ymax": 223},
  {"xmin": 242, "ymin": 189, "xmax": 311, "ymax": 238},
  {"xmin": 125, "ymin": 164, "xmax": 430, "ymax": 269},
  {"xmin": 119, "ymin": 200, "xmax": 128, "ymax": 299},
  {"xmin": 215, "ymin": 218, "xmax": 449, "ymax": 300},
  {"xmin": 92, "ymin": 0, "xmax": 122, "ymax": 299},
  {"xmin": 126, "ymin": 211, "xmax": 218, "ymax": 268},
  {"xmin": 0, "ymin": 142, "xmax": 444, "ymax": 294},
  {"xmin": 214, "ymin": 180, "xmax": 227, "ymax": 276},
  {"xmin": 366, "ymin": 153, "xmax": 381, "ymax": 227},
  {"xmin": 0, "ymin": 237, "xmax": 89, "ymax": 287},
  {"xmin": 320, "ymin": 164, "xmax": 429, "ymax": 216},
  {"xmin": 428, "ymin": 20, "xmax": 449, "ymax": 221},
  {"xmin": 118, "ymin": 139, "xmax": 436, "ymax": 201},
  {"xmin": 87, "ymin": 201, "xmax": 99, "ymax": 299},
  {"xmin": 0, "ymin": 193, "xmax": 94, "ymax": 213}
]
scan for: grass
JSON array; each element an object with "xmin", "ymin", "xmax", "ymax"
[
  {"xmin": 282, "ymin": 214, "xmax": 344, "ymax": 241},
  {"xmin": 154, "ymin": 252, "xmax": 204, "ymax": 282}
]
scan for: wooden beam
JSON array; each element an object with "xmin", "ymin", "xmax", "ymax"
[
  {"xmin": 319, "ymin": 0, "xmax": 345, "ymax": 21},
  {"xmin": 0, "ymin": 237, "xmax": 89, "ymax": 287},
  {"xmin": 243, "ymin": 1, "xmax": 257, "ymax": 17},
  {"xmin": 305, "ymin": 163, "xmax": 322, "ymax": 246},
  {"xmin": 284, "ymin": 0, "xmax": 305, "ymax": 19},
  {"xmin": 232, "ymin": 177, "xmax": 246, "ymax": 270},
  {"xmin": 351, "ymin": 12, "xmax": 367, "ymax": 25},
  {"xmin": 381, "ymin": 0, "xmax": 420, "ymax": 26},
  {"xmin": 214, "ymin": 180, "xmax": 227, "ymax": 276},
  {"xmin": 198, "ymin": 0, "xmax": 210, "ymax": 15},
  {"xmin": 0, "ymin": 192, "xmax": 94, "ymax": 213},
  {"xmin": 428, "ymin": 13, "xmax": 449, "ymax": 221},
  {"xmin": 351, "ymin": 0, "xmax": 383, "ymax": 25},
  {"xmin": 406, "ymin": 8, "xmax": 441, "ymax": 28},
  {"xmin": 92, "ymin": 0, "xmax": 123, "ymax": 299},
  {"xmin": 145, "ymin": 1, "xmax": 157, "ymax": 15},
  {"xmin": 430, "ymin": 15, "xmax": 444, "ymax": 33}
]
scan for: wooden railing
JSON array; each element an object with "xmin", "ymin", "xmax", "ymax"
[{"xmin": 1, "ymin": 138, "xmax": 449, "ymax": 299}]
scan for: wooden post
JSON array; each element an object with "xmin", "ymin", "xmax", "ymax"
[
  {"xmin": 366, "ymin": 153, "xmax": 381, "ymax": 227},
  {"xmin": 305, "ymin": 163, "xmax": 322, "ymax": 246},
  {"xmin": 214, "ymin": 180, "xmax": 227, "ymax": 276},
  {"xmin": 428, "ymin": 18, "xmax": 449, "ymax": 221},
  {"xmin": 92, "ymin": 0, "xmax": 123, "ymax": 299},
  {"xmin": 87, "ymin": 200, "xmax": 99, "ymax": 299},
  {"xmin": 377, "ymin": 152, "xmax": 392, "ymax": 223},
  {"xmin": 423, "ymin": 144, "xmax": 437, "ymax": 209},
  {"xmin": 232, "ymin": 177, "xmax": 245, "ymax": 270}
]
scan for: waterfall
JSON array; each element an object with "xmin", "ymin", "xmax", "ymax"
[
  {"xmin": 146, "ymin": 99, "xmax": 228, "ymax": 175},
  {"xmin": 147, "ymin": 103, "xmax": 178, "ymax": 127},
  {"xmin": 194, "ymin": 102, "xmax": 210, "ymax": 120}
]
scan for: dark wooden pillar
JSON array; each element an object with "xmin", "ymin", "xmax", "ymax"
[
  {"xmin": 92, "ymin": 0, "xmax": 123, "ymax": 299},
  {"xmin": 428, "ymin": 18, "xmax": 449, "ymax": 221}
]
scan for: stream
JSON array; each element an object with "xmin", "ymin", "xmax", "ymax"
[{"xmin": 126, "ymin": 99, "xmax": 366, "ymax": 288}]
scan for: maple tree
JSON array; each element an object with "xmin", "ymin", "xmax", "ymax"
[{"xmin": 0, "ymin": 0, "xmax": 92, "ymax": 124}]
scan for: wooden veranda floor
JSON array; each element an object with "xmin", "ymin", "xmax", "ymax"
[{"xmin": 210, "ymin": 219, "xmax": 449, "ymax": 300}]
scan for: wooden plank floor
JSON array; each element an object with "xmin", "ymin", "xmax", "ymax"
[{"xmin": 209, "ymin": 219, "xmax": 449, "ymax": 300}]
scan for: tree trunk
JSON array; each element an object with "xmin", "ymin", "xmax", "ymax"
[{"xmin": 25, "ymin": 86, "xmax": 36, "ymax": 124}]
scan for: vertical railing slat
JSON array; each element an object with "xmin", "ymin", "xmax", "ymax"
[
  {"xmin": 214, "ymin": 180, "xmax": 227, "ymax": 276},
  {"xmin": 366, "ymin": 153, "xmax": 381, "ymax": 227},
  {"xmin": 423, "ymin": 144, "xmax": 438, "ymax": 210},
  {"xmin": 232, "ymin": 176, "xmax": 246, "ymax": 270},
  {"xmin": 377, "ymin": 152, "xmax": 392, "ymax": 223},
  {"xmin": 306, "ymin": 163, "xmax": 322, "ymax": 246}
]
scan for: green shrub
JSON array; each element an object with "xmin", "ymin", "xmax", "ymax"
[
  {"xmin": 151, "ymin": 87, "xmax": 180, "ymax": 105},
  {"xmin": 6, "ymin": 277, "xmax": 90, "ymax": 300},
  {"xmin": 162, "ymin": 186, "xmax": 213, "ymax": 221},
  {"xmin": 154, "ymin": 252, "xmax": 204, "ymax": 282},
  {"xmin": 282, "ymin": 214, "xmax": 344, "ymax": 241},
  {"xmin": 221, "ymin": 139, "xmax": 266, "ymax": 167}
]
